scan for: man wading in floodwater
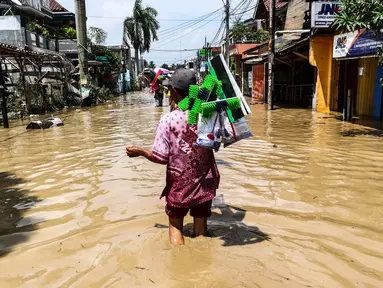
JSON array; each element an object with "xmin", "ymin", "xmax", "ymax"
[{"xmin": 126, "ymin": 69, "xmax": 220, "ymax": 245}]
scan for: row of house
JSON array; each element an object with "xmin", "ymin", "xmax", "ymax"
[
  {"xmin": 227, "ymin": 0, "xmax": 383, "ymax": 122},
  {"xmin": 0, "ymin": 0, "xmax": 140, "ymax": 117}
]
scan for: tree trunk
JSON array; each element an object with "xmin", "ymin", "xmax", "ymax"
[
  {"xmin": 127, "ymin": 46, "xmax": 132, "ymax": 75},
  {"xmin": 135, "ymin": 49, "xmax": 139, "ymax": 76}
]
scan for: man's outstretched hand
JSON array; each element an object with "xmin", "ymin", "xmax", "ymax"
[{"xmin": 126, "ymin": 146, "xmax": 142, "ymax": 158}]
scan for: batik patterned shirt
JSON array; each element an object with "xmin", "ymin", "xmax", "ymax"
[{"xmin": 152, "ymin": 108, "xmax": 220, "ymax": 208}]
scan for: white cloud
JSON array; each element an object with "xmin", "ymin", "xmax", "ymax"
[{"xmin": 57, "ymin": 0, "xmax": 226, "ymax": 65}]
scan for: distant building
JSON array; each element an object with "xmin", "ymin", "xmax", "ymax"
[{"xmin": 0, "ymin": 0, "xmax": 55, "ymax": 50}]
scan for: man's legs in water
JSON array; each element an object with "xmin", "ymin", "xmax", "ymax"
[
  {"xmin": 168, "ymin": 217, "xmax": 184, "ymax": 245},
  {"xmin": 191, "ymin": 200, "xmax": 211, "ymax": 236},
  {"xmin": 158, "ymin": 93, "xmax": 164, "ymax": 107},
  {"xmin": 193, "ymin": 217, "xmax": 208, "ymax": 236}
]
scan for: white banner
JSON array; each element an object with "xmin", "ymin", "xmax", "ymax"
[
  {"xmin": 333, "ymin": 31, "xmax": 358, "ymax": 58},
  {"xmin": 311, "ymin": 1, "xmax": 340, "ymax": 28},
  {"xmin": 333, "ymin": 29, "xmax": 383, "ymax": 58}
]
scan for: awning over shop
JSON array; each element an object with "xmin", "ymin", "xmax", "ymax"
[
  {"xmin": 240, "ymin": 37, "xmax": 310, "ymax": 64},
  {"xmin": 276, "ymin": 36, "xmax": 310, "ymax": 54},
  {"xmin": 244, "ymin": 57, "xmax": 264, "ymax": 65}
]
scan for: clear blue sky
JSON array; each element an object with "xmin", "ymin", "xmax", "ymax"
[{"xmin": 58, "ymin": 0, "xmax": 255, "ymax": 66}]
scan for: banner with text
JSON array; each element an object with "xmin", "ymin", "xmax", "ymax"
[
  {"xmin": 333, "ymin": 29, "xmax": 383, "ymax": 58},
  {"xmin": 311, "ymin": 1, "xmax": 340, "ymax": 28}
]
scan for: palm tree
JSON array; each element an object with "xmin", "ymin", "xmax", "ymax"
[{"xmin": 124, "ymin": 0, "xmax": 160, "ymax": 77}]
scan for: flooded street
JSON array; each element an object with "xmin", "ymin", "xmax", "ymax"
[{"xmin": 1, "ymin": 92, "xmax": 383, "ymax": 287}]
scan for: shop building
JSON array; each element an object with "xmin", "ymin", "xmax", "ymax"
[{"xmin": 331, "ymin": 29, "xmax": 383, "ymax": 121}]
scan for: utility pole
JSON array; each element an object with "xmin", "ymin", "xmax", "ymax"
[
  {"xmin": 74, "ymin": 0, "xmax": 88, "ymax": 86},
  {"xmin": 225, "ymin": 0, "xmax": 230, "ymax": 64},
  {"xmin": 267, "ymin": 0, "xmax": 276, "ymax": 110},
  {"xmin": 0, "ymin": 60, "xmax": 9, "ymax": 128}
]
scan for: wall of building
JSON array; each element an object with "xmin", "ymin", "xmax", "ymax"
[
  {"xmin": 373, "ymin": 66, "xmax": 383, "ymax": 120},
  {"xmin": 284, "ymin": 0, "xmax": 308, "ymax": 31},
  {"xmin": 309, "ymin": 34, "xmax": 333, "ymax": 112},
  {"xmin": 355, "ymin": 57, "xmax": 378, "ymax": 117},
  {"xmin": 0, "ymin": 16, "xmax": 26, "ymax": 47},
  {"xmin": 252, "ymin": 64, "xmax": 265, "ymax": 103}
]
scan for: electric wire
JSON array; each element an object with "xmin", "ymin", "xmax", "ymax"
[
  {"xmin": 153, "ymin": 13, "xmax": 223, "ymax": 49},
  {"xmin": 154, "ymin": 9, "xmax": 223, "ymax": 45}
]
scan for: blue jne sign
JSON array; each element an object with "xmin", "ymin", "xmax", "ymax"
[
  {"xmin": 311, "ymin": 1, "xmax": 340, "ymax": 28},
  {"xmin": 317, "ymin": 3, "xmax": 340, "ymax": 16}
]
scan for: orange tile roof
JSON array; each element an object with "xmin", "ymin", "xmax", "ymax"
[{"xmin": 231, "ymin": 44, "xmax": 259, "ymax": 56}]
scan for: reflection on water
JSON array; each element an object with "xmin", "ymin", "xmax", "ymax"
[{"xmin": 1, "ymin": 92, "xmax": 383, "ymax": 287}]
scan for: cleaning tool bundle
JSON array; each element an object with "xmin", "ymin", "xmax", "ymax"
[
  {"xmin": 178, "ymin": 75, "xmax": 222, "ymax": 124},
  {"xmin": 194, "ymin": 54, "xmax": 253, "ymax": 151},
  {"xmin": 201, "ymin": 98, "xmax": 242, "ymax": 122}
]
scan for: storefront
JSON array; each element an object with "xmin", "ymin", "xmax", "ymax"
[{"xmin": 332, "ymin": 29, "xmax": 383, "ymax": 121}]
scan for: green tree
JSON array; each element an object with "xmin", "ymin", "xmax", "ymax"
[
  {"xmin": 333, "ymin": 0, "xmax": 383, "ymax": 31},
  {"xmin": 123, "ymin": 0, "xmax": 160, "ymax": 76},
  {"xmin": 230, "ymin": 22, "xmax": 268, "ymax": 43},
  {"xmin": 148, "ymin": 61, "xmax": 156, "ymax": 69},
  {"xmin": 161, "ymin": 63, "xmax": 169, "ymax": 69},
  {"xmin": 88, "ymin": 26, "xmax": 108, "ymax": 45},
  {"xmin": 29, "ymin": 23, "xmax": 77, "ymax": 39},
  {"xmin": 91, "ymin": 45, "xmax": 121, "ymax": 73}
]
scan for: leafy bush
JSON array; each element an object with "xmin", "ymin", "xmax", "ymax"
[{"xmin": 230, "ymin": 22, "xmax": 268, "ymax": 43}]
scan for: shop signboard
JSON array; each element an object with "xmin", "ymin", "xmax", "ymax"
[
  {"xmin": 199, "ymin": 49, "xmax": 212, "ymax": 57},
  {"xmin": 311, "ymin": 0, "xmax": 340, "ymax": 28},
  {"xmin": 333, "ymin": 29, "xmax": 383, "ymax": 58}
]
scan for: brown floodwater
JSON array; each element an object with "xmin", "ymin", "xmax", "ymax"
[{"xmin": 1, "ymin": 92, "xmax": 383, "ymax": 288}]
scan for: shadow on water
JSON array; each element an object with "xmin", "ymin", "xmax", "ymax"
[
  {"xmin": 215, "ymin": 159, "xmax": 234, "ymax": 167},
  {"xmin": 341, "ymin": 129, "xmax": 383, "ymax": 137},
  {"xmin": 0, "ymin": 172, "xmax": 40, "ymax": 257},
  {"xmin": 333, "ymin": 115, "xmax": 383, "ymax": 132},
  {"xmin": 155, "ymin": 195, "xmax": 270, "ymax": 247}
]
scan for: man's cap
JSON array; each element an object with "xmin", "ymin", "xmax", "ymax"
[{"xmin": 168, "ymin": 68, "xmax": 196, "ymax": 91}]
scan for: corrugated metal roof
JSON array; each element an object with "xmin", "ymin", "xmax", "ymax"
[
  {"xmin": 263, "ymin": 0, "xmax": 288, "ymax": 12},
  {"xmin": 50, "ymin": 0, "xmax": 69, "ymax": 12}
]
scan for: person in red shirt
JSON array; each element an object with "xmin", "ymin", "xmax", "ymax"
[{"xmin": 126, "ymin": 69, "xmax": 220, "ymax": 245}]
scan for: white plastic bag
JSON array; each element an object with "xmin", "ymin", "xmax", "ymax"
[
  {"xmin": 196, "ymin": 112, "xmax": 222, "ymax": 152},
  {"xmin": 223, "ymin": 116, "xmax": 253, "ymax": 148}
]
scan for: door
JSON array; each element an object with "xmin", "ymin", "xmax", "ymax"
[{"xmin": 348, "ymin": 60, "xmax": 359, "ymax": 118}]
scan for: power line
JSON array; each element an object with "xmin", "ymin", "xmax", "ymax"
[
  {"xmin": 140, "ymin": 9, "xmax": 222, "ymax": 48},
  {"xmin": 231, "ymin": 4, "xmax": 257, "ymax": 16},
  {"xmin": 88, "ymin": 15, "xmax": 222, "ymax": 22},
  {"xmin": 210, "ymin": 0, "xmax": 248, "ymax": 46},
  {"xmin": 231, "ymin": 0, "xmax": 249, "ymax": 14},
  {"xmin": 154, "ymin": 15, "xmax": 222, "ymax": 47},
  {"xmin": 153, "ymin": 13, "xmax": 223, "ymax": 49},
  {"xmin": 122, "ymin": 8, "xmax": 223, "ymax": 54},
  {"xmin": 150, "ymin": 48, "xmax": 199, "ymax": 52},
  {"xmin": 211, "ymin": 17, "xmax": 225, "ymax": 45},
  {"xmin": 157, "ymin": 8, "xmax": 223, "ymax": 39}
]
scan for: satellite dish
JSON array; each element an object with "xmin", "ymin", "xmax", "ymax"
[{"xmin": 11, "ymin": 0, "xmax": 23, "ymax": 5}]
